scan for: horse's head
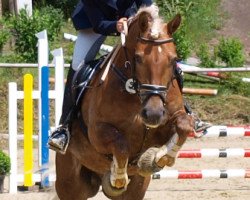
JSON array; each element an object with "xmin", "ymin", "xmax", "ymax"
[{"xmin": 126, "ymin": 5, "xmax": 181, "ymax": 128}]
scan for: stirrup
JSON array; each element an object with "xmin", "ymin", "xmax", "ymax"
[
  {"xmin": 193, "ymin": 120, "xmax": 212, "ymax": 138},
  {"xmin": 48, "ymin": 125, "xmax": 70, "ymax": 154},
  {"xmin": 195, "ymin": 120, "xmax": 212, "ymax": 132}
]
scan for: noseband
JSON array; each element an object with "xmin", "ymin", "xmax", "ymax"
[{"xmin": 111, "ymin": 36, "xmax": 175, "ymax": 104}]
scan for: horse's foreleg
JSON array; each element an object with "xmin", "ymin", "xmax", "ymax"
[
  {"xmin": 138, "ymin": 113, "xmax": 193, "ymax": 176},
  {"xmin": 89, "ymin": 123, "xmax": 130, "ymax": 194},
  {"xmin": 111, "ymin": 175, "xmax": 151, "ymax": 200},
  {"xmin": 110, "ymin": 155, "xmax": 129, "ymax": 189},
  {"xmin": 155, "ymin": 113, "xmax": 193, "ymax": 168}
]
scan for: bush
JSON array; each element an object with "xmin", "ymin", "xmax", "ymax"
[
  {"xmin": 155, "ymin": 0, "xmax": 194, "ymax": 60},
  {"xmin": 156, "ymin": 0, "xmax": 222, "ymax": 60},
  {"xmin": 173, "ymin": 28, "xmax": 192, "ymax": 60},
  {"xmin": 0, "ymin": 19, "xmax": 10, "ymax": 51},
  {"xmin": 7, "ymin": 6, "xmax": 64, "ymax": 62},
  {"xmin": 155, "ymin": 0, "xmax": 193, "ymax": 20},
  {"xmin": 217, "ymin": 37, "xmax": 245, "ymax": 67},
  {"xmin": 197, "ymin": 44, "xmax": 216, "ymax": 68},
  {"xmin": 0, "ymin": 29, "xmax": 9, "ymax": 52},
  {"xmin": 0, "ymin": 150, "xmax": 10, "ymax": 175},
  {"xmin": 33, "ymin": 0, "xmax": 78, "ymax": 18}
]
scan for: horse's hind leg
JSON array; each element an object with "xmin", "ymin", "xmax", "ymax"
[
  {"xmin": 108, "ymin": 175, "xmax": 151, "ymax": 200},
  {"xmin": 56, "ymin": 152, "xmax": 101, "ymax": 200}
]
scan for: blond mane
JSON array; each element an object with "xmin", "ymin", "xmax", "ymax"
[{"xmin": 135, "ymin": 4, "xmax": 164, "ymax": 39}]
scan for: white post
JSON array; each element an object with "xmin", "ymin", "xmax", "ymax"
[
  {"xmin": 35, "ymin": 30, "xmax": 49, "ymax": 166},
  {"xmin": 8, "ymin": 83, "xmax": 18, "ymax": 193},
  {"xmin": 16, "ymin": 0, "xmax": 33, "ymax": 16},
  {"xmin": 51, "ymin": 48, "xmax": 65, "ymax": 127}
]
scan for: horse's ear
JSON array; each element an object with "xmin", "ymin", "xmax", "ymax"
[
  {"xmin": 138, "ymin": 11, "xmax": 152, "ymax": 33},
  {"xmin": 167, "ymin": 14, "xmax": 181, "ymax": 35}
]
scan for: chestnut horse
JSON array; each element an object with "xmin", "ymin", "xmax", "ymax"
[{"xmin": 55, "ymin": 5, "xmax": 193, "ymax": 200}]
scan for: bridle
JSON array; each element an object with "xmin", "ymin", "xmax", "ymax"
[{"xmin": 111, "ymin": 35, "xmax": 176, "ymax": 104}]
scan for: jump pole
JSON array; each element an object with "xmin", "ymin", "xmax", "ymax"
[
  {"xmin": 51, "ymin": 48, "xmax": 64, "ymax": 126},
  {"xmin": 153, "ymin": 169, "xmax": 250, "ymax": 179},
  {"xmin": 23, "ymin": 74, "xmax": 34, "ymax": 187},
  {"xmin": 188, "ymin": 125, "xmax": 250, "ymax": 137},
  {"xmin": 41, "ymin": 66, "xmax": 50, "ymax": 187},
  {"xmin": 178, "ymin": 148, "xmax": 250, "ymax": 158},
  {"xmin": 8, "ymin": 82, "xmax": 18, "ymax": 193},
  {"xmin": 35, "ymin": 30, "xmax": 49, "ymax": 167}
]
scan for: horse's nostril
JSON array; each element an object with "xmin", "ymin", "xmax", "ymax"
[
  {"xmin": 141, "ymin": 107, "xmax": 165, "ymax": 123},
  {"xmin": 141, "ymin": 109, "xmax": 148, "ymax": 119}
]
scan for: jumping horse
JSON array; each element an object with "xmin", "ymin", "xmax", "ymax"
[{"xmin": 55, "ymin": 5, "xmax": 194, "ymax": 200}]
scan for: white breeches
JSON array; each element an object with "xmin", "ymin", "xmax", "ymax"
[{"xmin": 72, "ymin": 28, "xmax": 106, "ymax": 71}]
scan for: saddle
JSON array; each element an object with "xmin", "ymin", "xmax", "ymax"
[
  {"xmin": 70, "ymin": 45, "xmax": 120, "ymax": 106},
  {"xmin": 71, "ymin": 57, "xmax": 105, "ymax": 105}
]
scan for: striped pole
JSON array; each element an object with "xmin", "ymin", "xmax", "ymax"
[
  {"xmin": 189, "ymin": 125, "xmax": 250, "ymax": 137},
  {"xmin": 153, "ymin": 169, "xmax": 250, "ymax": 179},
  {"xmin": 23, "ymin": 74, "xmax": 34, "ymax": 187},
  {"xmin": 178, "ymin": 148, "xmax": 250, "ymax": 158},
  {"xmin": 41, "ymin": 66, "xmax": 50, "ymax": 187}
]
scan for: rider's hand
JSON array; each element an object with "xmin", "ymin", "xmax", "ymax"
[{"xmin": 116, "ymin": 17, "xmax": 128, "ymax": 33}]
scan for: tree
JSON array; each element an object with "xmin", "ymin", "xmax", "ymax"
[
  {"xmin": 0, "ymin": 0, "xmax": 2, "ymax": 17},
  {"xmin": 9, "ymin": 0, "xmax": 16, "ymax": 14}
]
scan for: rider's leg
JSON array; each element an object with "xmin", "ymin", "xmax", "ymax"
[
  {"xmin": 175, "ymin": 64, "xmax": 212, "ymax": 133},
  {"xmin": 184, "ymin": 101, "xmax": 212, "ymax": 132},
  {"xmin": 48, "ymin": 67, "xmax": 75, "ymax": 154},
  {"xmin": 48, "ymin": 29, "xmax": 106, "ymax": 154}
]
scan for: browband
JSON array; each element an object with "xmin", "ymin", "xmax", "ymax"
[{"xmin": 138, "ymin": 37, "xmax": 174, "ymax": 45}]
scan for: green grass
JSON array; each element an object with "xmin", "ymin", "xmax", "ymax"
[
  {"xmin": 185, "ymin": 0, "xmax": 223, "ymax": 46},
  {"xmin": 184, "ymin": 72, "xmax": 250, "ymax": 96}
]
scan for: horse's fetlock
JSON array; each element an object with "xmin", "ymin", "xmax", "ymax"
[{"xmin": 110, "ymin": 156, "xmax": 129, "ymax": 189}]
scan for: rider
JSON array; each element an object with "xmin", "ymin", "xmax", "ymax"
[
  {"xmin": 48, "ymin": 0, "xmax": 154, "ymax": 154},
  {"xmin": 48, "ymin": 0, "xmax": 211, "ymax": 154}
]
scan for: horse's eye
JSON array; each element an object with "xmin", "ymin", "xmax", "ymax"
[{"xmin": 135, "ymin": 53, "xmax": 143, "ymax": 64}]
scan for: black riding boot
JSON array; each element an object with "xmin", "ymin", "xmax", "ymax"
[{"xmin": 48, "ymin": 67, "xmax": 75, "ymax": 154}]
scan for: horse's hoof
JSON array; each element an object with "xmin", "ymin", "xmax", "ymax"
[
  {"xmin": 102, "ymin": 172, "xmax": 127, "ymax": 197},
  {"xmin": 137, "ymin": 147, "xmax": 162, "ymax": 177},
  {"xmin": 156, "ymin": 154, "xmax": 175, "ymax": 167}
]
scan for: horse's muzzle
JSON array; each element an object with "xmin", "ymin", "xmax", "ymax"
[{"xmin": 140, "ymin": 95, "xmax": 167, "ymax": 128}]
